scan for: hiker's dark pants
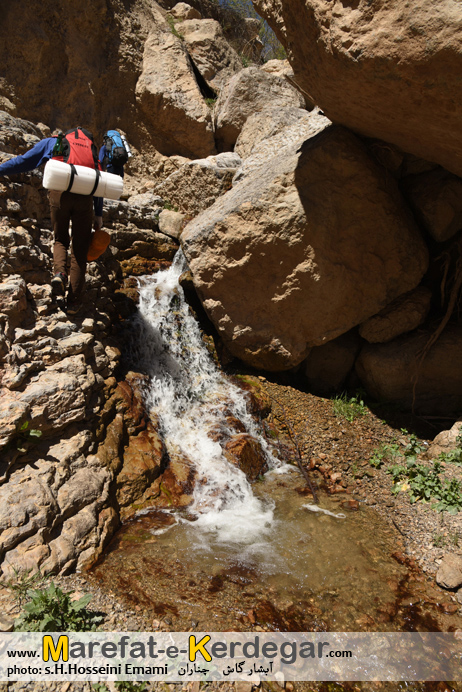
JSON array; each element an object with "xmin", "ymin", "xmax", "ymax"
[{"xmin": 49, "ymin": 191, "xmax": 93, "ymax": 302}]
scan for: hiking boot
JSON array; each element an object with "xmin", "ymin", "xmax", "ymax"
[
  {"xmin": 66, "ymin": 300, "xmax": 82, "ymax": 316},
  {"xmin": 51, "ymin": 272, "xmax": 67, "ymax": 297}
]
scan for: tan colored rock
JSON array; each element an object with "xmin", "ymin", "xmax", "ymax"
[
  {"xmin": 356, "ymin": 325, "xmax": 462, "ymax": 415},
  {"xmin": 261, "ymin": 59, "xmax": 293, "ymax": 80},
  {"xmin": 214, "ymin": 66, "xmax": 305, "ymax": 151},
  {"xmin": 135, "ymin": 26, "xmax": 216, "ymax": 159},
  {"xmin": 235, "ymin": 106, "xmax": 327, "ymax": 160},
  {"xmin": 169, "ymin": 2, "xmax": 201, "ymax": 20},
  {"xmin": 436, "ymin": 554, "xmax": 462, "ymax": 590},
  {"xmin": 359, "ymin": 287, "xmax": 432, "ymax": 344},
  {"xmin": 427, "ymin": 420, "xmax": 462, "ymax": 459},
  {"xmin": 253, "ymin": 0, "xmax": 462, "ymax": 176},
  {"xmin": 182, "ymin": 125, "xmax": 428, "ymax": 370},
  {"xmin": 303, "ymin": 331, "xmax": 360, "ymax": 395},
  {"xmin": 158, "ymin": 209, "xmax": 186, "ymax": 240},
  {"xmin": 157, "ymin": 160, "xmax": 235, "ymax": 216},
  {"xmin": 0, "ymin": 275, "xmax": 27, "ymax": 317},
  {"xmin": 403, "ymin": 169, "xmax": 462, "ymax": 242},
  {"xmin": 179, "ymin": 19, "xmax": 242, "ymax": 89}
]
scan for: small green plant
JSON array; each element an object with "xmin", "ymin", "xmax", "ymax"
[
  {"xmin": 204, "ymin": 97, "xmax": 217, "ymax": 109},
  {"xmin": 115, "ymin": 683, "xmax": 148, "ymax": 692},
  {"xmin": 387, "ymin": 458, "xmax": 462, "ymax": 514},
  {"xmin": 92, "ymin": 685, "xmax": 109, "ymax": 692},
  {"xmin": 369, "ymin": 442, "xmax": 401, "ymax": 469},
  {"xmin": 449, "ymin": 531, "xmax": 460, "ymax": 547},
  {"xmin": 162, "ymin": 200, "xmax": 179, "ymax": 212},
  {"xmin": 15, "ymin": 421, "xmax": 42, "ymax": 452},
  {"xmin": 0, "ymin": 566, "xmax": 46, "ymax": 607},
  {"xmin": 402, "ymin": 431, "xmax": 426, "ymax": 460},
  {"xmin": 432, "ymin": 533, "xmax": 446, "ymax": 548},
  {"xmin": 438, "ymin": 432, "xmax": 462, "ymax": 466},
  {"xmin": 332, "ymin": 392, "xmax": 368, "ymax": 423},
  {"xmin": 14, "ymin": 583, "xmax": 104, "ymax": 632},
  {"xmin": 240, "ymin": 54, "xmax": 251, "ymax": 67},
  {"xmin": 166, "ymin": 15, "xmax": 184, "ymax": 39}
]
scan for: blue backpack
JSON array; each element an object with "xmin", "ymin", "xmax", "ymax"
[{"xmin": 103, "ymin": 130, "xmax": 128, "ymax": 167}]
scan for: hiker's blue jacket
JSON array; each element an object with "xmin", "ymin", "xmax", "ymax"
[{"xmin": 0, "ymin": 138, "xmax": 103, "ymax": 216}]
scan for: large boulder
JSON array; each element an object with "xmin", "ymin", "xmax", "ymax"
[
  {"xmin": 359, "ymin": 287, "xmax": 432, "ymax": 344},
  {"xmin": 135, "ymin": 28, "xmax": 216, "ymax": 159},
  {"xmin": 156, "ymin": 152, "xmax": 241, "ymax": 215},
  {"xmin": 214, "ymin": 66, "xmax": 305, "ymax": 151},
  {"xmin": 356, "ymin": 325, "xmax": 462, "ymax": 415},
  {"xmin": 182, "ymin": 125, "xmax": 428, "ymax": 370},
  {"xmin": 402, "ymin": 169, "xmax": 462, "ymax": 243},
  {"xmin": 179, "ymin": 18, "xmax": 242, "ymax": 89},
  {"xmin": 253, "ymin": 0, "xmax": 462, "ymax": 176}
]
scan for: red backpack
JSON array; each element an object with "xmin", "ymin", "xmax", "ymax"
[
  {"xmin": 52, "ymin": 127, "xmax": 101, "ymax": 170},
  {"xmin": 52, "ymin": 127, "xmax": 102, "ymax": 194}
]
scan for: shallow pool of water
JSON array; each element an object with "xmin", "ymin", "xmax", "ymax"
[{"xmin": 89, "ymin": 467, "xmax": 458, "ymax": 633}]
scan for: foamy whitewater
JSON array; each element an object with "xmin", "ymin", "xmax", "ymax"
[{"xmin": 130, "ymin": 250, "xmax": 282, "ymax": 545}]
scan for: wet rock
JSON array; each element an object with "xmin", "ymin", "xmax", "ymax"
[
  {"xmin": 224, "ymin": 433, "xmax": 268, "ymax": 481},
  {"xmin": 436, "ymin": 554, "xmax": 462, "ymax": 590},
  {"xmin": 359, "ymin": 287, "xmax": 432, "ymax": 344},
  {"xmin": 116, "ymin": 424, "xmax": 165, "ymax": 514},
  {"xmin": 214, "ymin": 66, "xmax": 305, "ymax": 151},
  {"xmin": 182, "ymin": 125, "xmax": 428, "ymax": 370},
  {"xmin": 149, "ymin": 453, "xmax": 196, "ymax": 508}
]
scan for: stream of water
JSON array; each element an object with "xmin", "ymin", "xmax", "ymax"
[{"xmin": 90, "ymin": 252, "xmax": 459, "ymax": 633}]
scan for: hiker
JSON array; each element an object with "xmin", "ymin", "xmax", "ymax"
[
  {"xmin": 99, "ymin": 129, "xmax": 130, "ymax": 178},
  {"xmin": 0, "ymin": 127, "xmax": 103, "ymax": 315}
]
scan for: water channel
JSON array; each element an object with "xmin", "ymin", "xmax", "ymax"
[{"xmin": 89, "ymin": 252, "xmax": 460, "ymax": 634}]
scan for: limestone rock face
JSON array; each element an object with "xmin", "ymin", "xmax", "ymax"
[
  {"xmin": 0, "ymin": 1, "xmax": 216, "ymax": 161},
  {"xmin": 135, "ymin": 28, "xmax": 215, "ymax": 159},
  {"xmin": 235, "ymin": 106, "xmax": 325, "ymax": 160},
  {"xmin": 359, "ymin": 287, "xmax": 432, "ymax": 344},
  {"xmin": 179, "ymin": 18, "xmax": 242, "ymax": 89},
  {"xmin": 356, "ymin": 326, "xmax": 462, "ymax": 415},
  {"xmin": 253, "ymin": 0, "xmax": 462, "ymax": 176},
  {"xmin": 182, "ymin": 125, "xmax": 428, "ymax": 370},
  {"xmin": 214, "ymin": 66, "xmax": 305, "ymax": 151}
]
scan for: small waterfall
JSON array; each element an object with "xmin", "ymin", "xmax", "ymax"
[{"xmin": 130, "ymin": 250, "xmax": 281, "ymax": 546}]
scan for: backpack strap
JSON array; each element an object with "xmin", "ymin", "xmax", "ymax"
[
  {"xmin": 90, "ymin": 168, "xmax": 101, "ymax": 195},
  {"xmin": 66, "ymin": 164, "xmax": 77, "ymax": 192}
]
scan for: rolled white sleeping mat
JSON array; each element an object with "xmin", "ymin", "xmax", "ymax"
[{"xmin": 43, "ymin": 159, "xmax": 123, "ymax": 200}]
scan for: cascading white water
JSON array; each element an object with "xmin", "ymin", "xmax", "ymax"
[{"xmin": 131, "ymin": 250, "xmax": 282, "ymax": 546}]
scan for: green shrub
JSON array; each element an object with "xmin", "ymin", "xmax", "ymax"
[{"xmin": 14, "ymin": 583, "xmax": 104, "ymax": 632}]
